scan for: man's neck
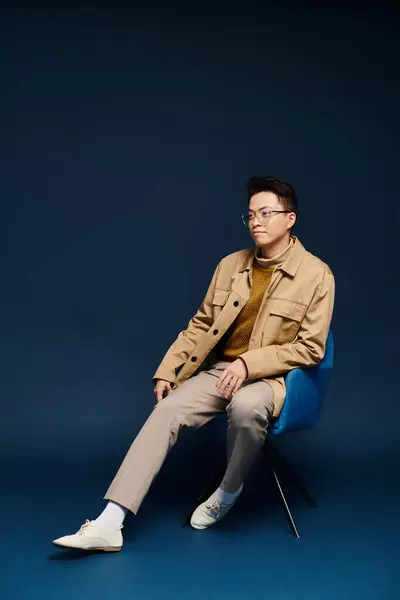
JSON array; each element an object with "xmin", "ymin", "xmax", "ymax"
[{"xmin": 258, "ymin": 235, "xmax": 292, "ymax": 259}]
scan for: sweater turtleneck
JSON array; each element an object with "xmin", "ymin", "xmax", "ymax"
[{"xmin": 253, "ymin": 236, "xmax": 295, "ymax": 270}]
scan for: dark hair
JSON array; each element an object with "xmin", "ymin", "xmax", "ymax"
[{"xmin": 246, "ymin": 176, "xmax": 298, "ymax": 213}]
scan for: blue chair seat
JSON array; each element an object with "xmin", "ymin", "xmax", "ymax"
[{"xmin": 213, "ymin": 329, "xmax": 334, "ymax": 435}]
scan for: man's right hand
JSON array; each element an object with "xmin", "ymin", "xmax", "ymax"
[{"xmin": 154, "ymin": 379, "xmax": 173, "ymax": 402}]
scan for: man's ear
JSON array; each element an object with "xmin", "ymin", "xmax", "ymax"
[{"xmin": 287, "ymin": 212, "xmax": 297, "ymax": 230}]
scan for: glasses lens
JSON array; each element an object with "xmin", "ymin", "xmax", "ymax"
[{"xmin": 241, "ymin": 214, "xmax": 250, "ymax": 227}]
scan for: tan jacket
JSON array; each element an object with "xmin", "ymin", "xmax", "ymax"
[{"xmin": 152, "ymin": 236, "xmax": 335, "ymax": 417}]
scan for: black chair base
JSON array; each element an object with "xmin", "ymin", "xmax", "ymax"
[{"xmin": 180, "ymin": 439, "xmax": 317, "ymax": 538}]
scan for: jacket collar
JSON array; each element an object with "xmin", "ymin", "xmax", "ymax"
[{"xmin": 239, "ymin": 235, "xmax": 306, "ymax": 278}]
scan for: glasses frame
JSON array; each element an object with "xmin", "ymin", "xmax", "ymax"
[{"xmin": 241, "ymin": 210, "xmax": 293, "ymax": 228}]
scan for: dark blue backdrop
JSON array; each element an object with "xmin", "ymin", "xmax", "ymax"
[{"xmin": 1, "ymin": 2, "xmax": 399, "ymax": 599}]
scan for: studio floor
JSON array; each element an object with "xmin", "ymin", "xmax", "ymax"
[{"xmin": 3, "ymin": 443, "xmax": 399, "ymax": 600}]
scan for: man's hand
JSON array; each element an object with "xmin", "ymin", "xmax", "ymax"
[
  {"xmin": 154, "ymin": 379, "xmax": 173, "ymax": 402},
  {"xmin": 216, "ymin": 358, "xmax": 248, "ymax": 400}
]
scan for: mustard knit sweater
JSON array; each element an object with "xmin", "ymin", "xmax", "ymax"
[{"xmin": 217, "ymin": 238, "xmax": 294, "ymax": 363}]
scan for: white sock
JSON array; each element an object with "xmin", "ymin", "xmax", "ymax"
[
  {"xmin": 208, "ymin": 483, "xmax": 243, "ymax": 505},
  {"xmin": 94, "ymin": 501, "xmax": 128, "ymax": 532}
]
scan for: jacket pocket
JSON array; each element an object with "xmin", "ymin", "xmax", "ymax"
[
  {"xmin": 212, "ymin": 289, "xmax": 230, "ymax": 319},
  {"xmin": 212, "ymin": 289, "xmax": 230, "ymax": 306},
  {"xmin": 264, "ymin": 298, "xmax": 306, "ymax": 343}
]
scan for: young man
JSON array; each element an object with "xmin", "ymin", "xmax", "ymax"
[{"xmin": 53, "ymin": 175, "xmax": 335, "ymax": 552}]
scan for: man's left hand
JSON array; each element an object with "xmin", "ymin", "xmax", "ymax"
[{"xmin": 216, "ymin": 358, "xmax": 248, "ymax": 400}]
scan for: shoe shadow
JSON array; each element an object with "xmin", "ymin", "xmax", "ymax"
[{"xmin": 48, "ymin": 548, "xmax": 114, "ymax": 561}]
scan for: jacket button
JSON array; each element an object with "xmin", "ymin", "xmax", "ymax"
[
  {"xmin": 234, "ymin": 301, "xmax": 239, "ymax": 307},
  {"xmin": 191, "ymin": 356, "xmax": 197, "ymax": 362},
  {"xmin": 213, "ymin": 329, "xmax": 218, "ymax": 335}
]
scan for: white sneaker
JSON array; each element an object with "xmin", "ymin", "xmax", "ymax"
[
  {"xmin": 190, "ymin": 498, "xmax": 237, "ymax": 530},
  {"xmin": 53, "ymin": 519, "xmax": 123, "ymax": 552}
]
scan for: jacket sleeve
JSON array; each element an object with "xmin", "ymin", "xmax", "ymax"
[
  {"xmin": 238, "ymin": 270, "xmax": 335, "ymax": 379},
  {"xmin": 152, "ymin": 262, "xmax": 221, "ymax": 383}
]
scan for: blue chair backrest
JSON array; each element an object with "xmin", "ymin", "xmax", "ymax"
[{"xmin": 269, "ymin": 329, "xmax": 334, "ymax": 436}]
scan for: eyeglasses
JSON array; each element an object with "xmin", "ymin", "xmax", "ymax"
[{"xmin": 241, "ymin": 208, "xmax": 293, "ymax": 228}]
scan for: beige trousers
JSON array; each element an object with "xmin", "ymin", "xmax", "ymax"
[{"xmin": 104, "ymin": 361, "xmax": 275, "ymax": 514}]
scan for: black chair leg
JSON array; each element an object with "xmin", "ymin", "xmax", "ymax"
[
  {"xmin": 261, "ymin": 444, "xmax": 300, "ymax": 539},
  {"xmin": 181, "ymin": 442, "xmax": 317, "ymax": 537},
  {"xmin": 179, "ymin": 465, "xmax": 226, "ymax": 528},
  {"xmin": 266, "ymin": 441, "xmax": 317, "ymax": 508}
]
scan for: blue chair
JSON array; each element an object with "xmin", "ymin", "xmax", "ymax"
[{"xmin": 181, "ymin": 330, "xmax": 334, "ymax": 537}]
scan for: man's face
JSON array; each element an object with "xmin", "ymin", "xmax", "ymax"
[{"xmin": 247, "ymin": 191, "xmax": 296, "ymax": 247}]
